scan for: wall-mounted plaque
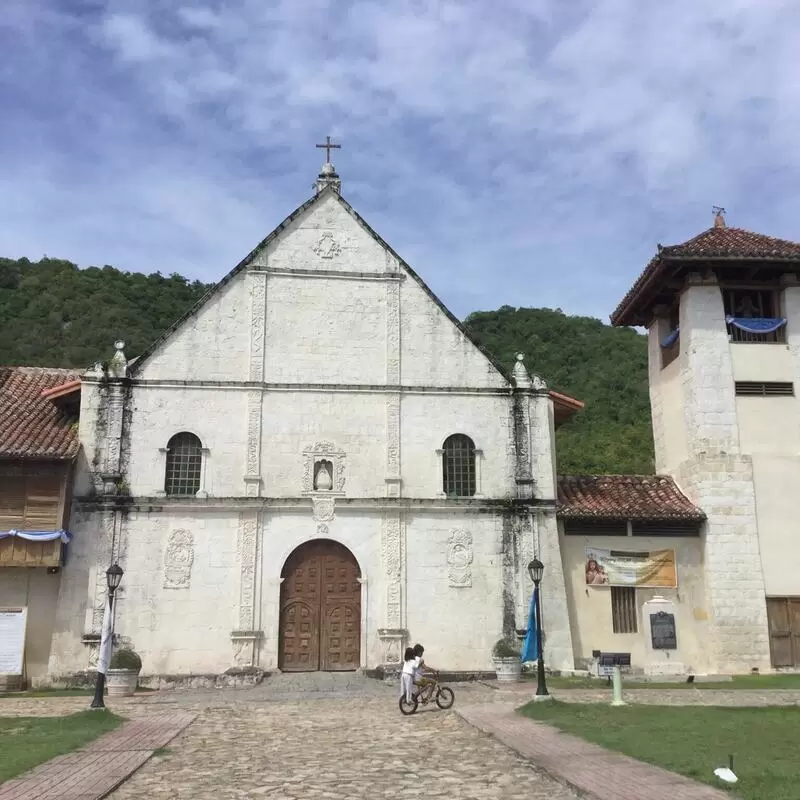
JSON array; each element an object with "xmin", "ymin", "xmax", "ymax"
[{"xmin": 650, "ymin": 610, "xmax": 677, "ymax": 650}]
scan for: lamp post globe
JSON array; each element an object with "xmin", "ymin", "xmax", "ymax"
[
  {"xmin": 527, "ymin": 558, "xmax": 544, "ymax": 585},
  {"xmin": 106, "ymin": 563, "xmax": 124, "ymax": 593}
]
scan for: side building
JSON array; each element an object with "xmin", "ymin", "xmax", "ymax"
[
  {"xmin": 611, "ymin": 210, "xmax": 800, "ymax": 673},
  {"xmin": 0, "ymin": 367, "xmax": 80, "ymax": 688}
]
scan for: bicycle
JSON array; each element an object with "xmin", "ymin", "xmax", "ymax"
[{"xmin": 399, "ymin": 671, "xmax": 455, "ymax": 715}]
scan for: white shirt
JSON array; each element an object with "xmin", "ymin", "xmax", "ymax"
[{"xmin": 402, "ymin": 656, "xmax": 421, "ymax": 675}]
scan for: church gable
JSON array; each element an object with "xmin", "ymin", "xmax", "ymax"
[
  {"xmin": 131, "ymin": 183, "xmax": 510, "ymax": 389},
  {"xmin": 250, "ymin": 192, "xmax": 393, "ymax": 275}
]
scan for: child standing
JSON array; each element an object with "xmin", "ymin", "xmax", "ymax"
[{"xmin": 400, "ymin": 646, "xmax": 416, "ymax": 703}]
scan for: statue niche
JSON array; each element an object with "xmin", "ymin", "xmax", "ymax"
[{"xmin": 314, "ymin": 459, "xmax": 333, "ymax": 491}]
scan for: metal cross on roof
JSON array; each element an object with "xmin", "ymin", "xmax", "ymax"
[{"xmin": 316, "ymin": 136, "xmax": 341, "ymax": 162}]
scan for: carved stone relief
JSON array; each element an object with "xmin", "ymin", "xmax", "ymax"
[
  {"xmin": 312, "ymin": 496, "xmax": 336, "ymax": 524},
  {"xmin": 249, "ymin": 272, "xmax": 267, "ymax": 382},
  {"xmin": 237, "ymin": 515, "xmax": 259, "ymax": 633},
  {"xmin": 447, "ymin": 528, "xmax": 474, "ymax": 588},
  {"xmin": 163, "ymin": 529, "xmax": 194, "ymax": 589},
  {"xmin": 312, "ymin": 232, "xmax": 342, "ymax": 259},
  {"xmin": 382, "ymin": 514, "xmax": 402, "ymax": 628}
]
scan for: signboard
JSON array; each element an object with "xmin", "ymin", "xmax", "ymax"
[
  {"xmin": 585, "ymin": 547, "xmax": 677, "ymax": 588},
  {"xmin": 0, "ymin": 607, "xmax": 28, "ymax": 675},
  {"xmin": 650, "ymin": 611, "xmax": 677, "ymax": 650}
]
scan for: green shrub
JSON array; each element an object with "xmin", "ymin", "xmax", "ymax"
[
  {"xmin": 109, "ymin": 648, "xmax": 142, "ymax": 670},
  {"xmin": 492, "ymin": 638, "xmax": 521, "ymax": 658}
]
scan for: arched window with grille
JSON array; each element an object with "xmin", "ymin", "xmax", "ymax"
[
  {"xmin": 164, "ymin": 433, "xmax": 203, "ymax": 497},
  {"xmin": 442, "ymin": 434, "xmax": 477, "ymax": 497}
]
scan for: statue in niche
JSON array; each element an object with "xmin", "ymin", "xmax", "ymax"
[{"xmin": 314, "ymin": 460, "xmax": 333, "ymax": 491}]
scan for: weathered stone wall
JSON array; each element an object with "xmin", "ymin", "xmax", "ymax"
[
  {"xmin": 48, "ymin": 187, "xmax": 575, "ymax": 680},
  {"xmin": 674, "ymin": 280, "xmax": 771, "ymax": 673}
]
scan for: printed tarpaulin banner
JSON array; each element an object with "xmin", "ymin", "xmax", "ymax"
[{"xmin": 585, "ymin": 547, "xmax": 677, "ymax": 588}]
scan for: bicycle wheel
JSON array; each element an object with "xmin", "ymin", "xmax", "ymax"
[
  {"xmin": 399, "ymin": 694, "xmax": 419, "ymax": 715},
  {"xmin": 436, "ymin": 686, "xmax": 455, "ymax": 709}
]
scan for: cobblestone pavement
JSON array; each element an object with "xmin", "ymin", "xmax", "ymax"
[
  {"xmin": 4, "ymin": 676, "xmax": 800, "ymax": 799},
  {"xmin": 107, "ymin": 678, "xmax": 581, "ymax": 800}
]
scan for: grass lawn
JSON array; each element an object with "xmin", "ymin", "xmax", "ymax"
[
  {"xmin": 0, "ymin": 711, "xmax": 123, "ymax": 783},
  {"xmin": 532, "ymin": 673, "xmax": 800, "ymax": 690},
  {"xmin": 520, "ymin": 700, "xmax": 800, "ymax": 800}
]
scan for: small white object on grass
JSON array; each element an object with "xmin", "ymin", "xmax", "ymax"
[{"xmin": 713, "ymin": 767, "xmax": 738, "ymax": 784}]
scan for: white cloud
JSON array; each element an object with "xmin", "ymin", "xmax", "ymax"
[{"xmin": 2, "ymin": 0, "xmax": 800, "ymax": 321}]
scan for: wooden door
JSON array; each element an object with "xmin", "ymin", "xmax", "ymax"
[
  {"xmin": 766, "ymin": 597, "xmax": 800, "ymax": 667},
  {"xmin": 279, "ymin": 540, "xmax": 361, "ymax": 672}
]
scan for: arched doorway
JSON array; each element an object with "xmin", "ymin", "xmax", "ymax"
[{"xmin": 278, "ymin": 539, "xmax": 361, "ymax": 672}]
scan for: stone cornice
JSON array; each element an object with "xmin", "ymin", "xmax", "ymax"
[
  {"xmin": 80, "ymin": 378, "xmax": 514, "ymax": 397},
  {"xmin": 74, "ymin": 495, "xmax": 557, "ymax": 513}
]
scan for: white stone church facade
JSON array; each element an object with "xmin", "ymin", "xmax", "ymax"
[
  {"xmin": 10, "ymin": 166, "xmax": 800, "ymax": 686},
  {"xmin": 44, "ymin": 163, "xmax": 584, "ymax": 680}
]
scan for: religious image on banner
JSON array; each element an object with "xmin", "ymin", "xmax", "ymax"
[{"xmin": 585, "ymin": 547, "xmax": 677, "ymax": 588}]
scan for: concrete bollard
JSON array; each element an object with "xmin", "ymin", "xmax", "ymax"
[{"xmin": 611, "ymin": 665, "xmax": 627, "ymax": 706}]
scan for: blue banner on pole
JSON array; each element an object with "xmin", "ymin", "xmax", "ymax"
[{"xmin": 521, "ymin": 587, "xmax": 538, "ymax": 663}]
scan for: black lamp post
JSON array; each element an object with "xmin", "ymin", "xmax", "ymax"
[
  {"xmin": 90, "ymin": 563, "xmax": 124, "ymax": 709},
  {"xmin": 527, "ymin": 557, "xmax": 549, "ymax": 698}
]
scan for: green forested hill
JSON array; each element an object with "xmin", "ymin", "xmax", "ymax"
[
  {"xmin": 0, "ymin": 257, "xmax": 654, "ymax": 474},
  {"xmin": 465, "ymin": 307, "xmax": 653, "ymax": 474},
  {"xmin": 0, "ymin": 258, "xmax": 210, "ymax": 368}
]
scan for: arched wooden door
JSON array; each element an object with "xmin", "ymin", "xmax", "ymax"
[{"xmin": 279, "ymin": 540, "xmax": 361, "ymax": 672}]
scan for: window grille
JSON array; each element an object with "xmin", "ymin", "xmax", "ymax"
[
  {"xmin": 611, "ymin": 586, "xmax": 638, "ymax": 634},
  {"xmin": 442, "ymin": 434, "xmax": 476, "ymax": 497},
  {"xmin": 164, "ymin": 433, "xmax": 203, "ymax": 496}
]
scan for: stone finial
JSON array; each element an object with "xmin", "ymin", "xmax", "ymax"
[
  {"xmin": 713, "ymin": 206, "xmax": 726, "ymax": 228},
  {"xmin": 532, "ymin": 374, "xmax": 548, "ymax": 391},
  {"xmin": 512, "ymin": 353, "xmax": 531, "ymax": 389},
  {"xmin": 108, "ymin": 340, "xmax": 128, "ymax": 379},
  {"xmin": 315, "ymin": 161, "xmax": 342, "ymax": 195}
]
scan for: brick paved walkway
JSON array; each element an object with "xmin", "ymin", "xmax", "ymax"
[
  {"xmin": 458, "ymin": 703, "xmax": 730, "ymax": 800},
  {"xmin": 0, "ymin": 711, "xmax": 195, "ymax": 800}
]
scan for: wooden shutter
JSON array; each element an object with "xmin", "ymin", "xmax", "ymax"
[
  {"xmin": 23, "ymin": 475, "xmax": 63, "ymax": 530},
  {"xmin": 767, "ymin": 598, "xmax": 794, "ymax": 667},
  {"xmin": 0, "ymin": 477, "xmax": 26, "ymax": 530}
]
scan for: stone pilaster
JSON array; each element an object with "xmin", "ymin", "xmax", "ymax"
[
  {"xmin": 385, "ymin": 278, "xmax": 402, "ymax": 497},
  {"xmin": 233, "ymin": 510, "xmax": 262, "ymax": 666},
  {"xmin": 244, "ymin": 271, "xmax": 267, "ymax": 495},
  {"xmin": 379, "ymin": 511, "xmax": 406, "ymax": 668}
]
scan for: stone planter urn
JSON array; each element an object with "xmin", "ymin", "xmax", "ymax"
[
  {"xmin": 492, "ymin": 638, "xmax": 522, "ymax": 682},
  {"xmin": 106, "ymin": 668, "xmax": 140, "ymax": 697},
  {"xmin": 106, "ymin": 647, "xmax": 142, "ymax": 697}
]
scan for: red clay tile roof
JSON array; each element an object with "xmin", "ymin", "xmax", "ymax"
[
  {"xmin": 611, "ymin": 225, "xmax": 800, "ymax": 327},
  {"xmin": 557, "ymin": 475, "xmax": 705, "ymax": 521},
  {"xmin": 0, "ymin": 367, "xmax": 81, "ymax": 459}
]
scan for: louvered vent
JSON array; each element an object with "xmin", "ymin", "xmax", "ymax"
[
  {"xmin": 735, "ymin": 381, "xmax": 794, "ymax": 397},
  {"xmin": 563, "ymin": 520, "xmax": 627, "ymax": 536},
  {"xmin": 631, "ymin": 521, "xmax": 702, "ymax": 537}
]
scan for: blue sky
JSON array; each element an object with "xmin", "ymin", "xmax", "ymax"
[{"xmin": 2, "ymin": 1, "xmax": 800, "ymax": 322}]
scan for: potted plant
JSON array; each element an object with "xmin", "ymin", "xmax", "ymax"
[
  {"xmin": 492, "ymin": 638, "xmax": 522, "ymax": 682},
  {"xmin": 107, "ymin": 648, "xmax": 142, "ymax": 697}
]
